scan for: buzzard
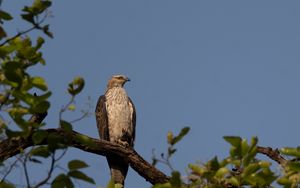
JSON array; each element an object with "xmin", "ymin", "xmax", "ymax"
[{"xmin": 95, "ymin": 75, "xmax": 136, "ymax": 186}]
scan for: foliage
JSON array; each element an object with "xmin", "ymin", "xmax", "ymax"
[
  {"xmin": 0, "ymin": 1, "xmax": 93, "ymax": 187},
  {"xmin": 153, "ymin": 130, "xmax": 300, "ymax": 188}
]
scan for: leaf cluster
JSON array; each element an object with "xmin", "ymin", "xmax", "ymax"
[
  {"xmin": 154, "ymin": 135, "xmax": 300, "ymax": 188},
  {"xmin": 0, "ymin": 1, "xmax": 92, "ymax": 188},
  {"xmin": 51, "ymin": 160, "xmax": 95, "ymax": 188}
]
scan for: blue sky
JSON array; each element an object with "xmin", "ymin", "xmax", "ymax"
[{"xmin": 2, "ymin": 1, "xmax": 300, "ymax": 187}]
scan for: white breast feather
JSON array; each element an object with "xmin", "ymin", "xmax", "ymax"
[{"xmin": 105, "ymin": 87, "xmax": 133, "ymax": 143}]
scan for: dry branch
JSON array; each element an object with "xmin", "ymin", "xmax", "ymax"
[{"xmin": 257, "ymin": 146, "xmax": 287, "ymax": 165}]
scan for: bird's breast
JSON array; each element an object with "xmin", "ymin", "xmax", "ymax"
[{"xmin": 105, "ymin": 88, "xmax": 134, "ymax": 142}]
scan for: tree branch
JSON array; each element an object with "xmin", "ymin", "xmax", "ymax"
[
  {"xmin": 1, "ymin": 108, "xmax": 288, "ymax": 185},
  {"xmin": 0, "ymin": 128, "xmax": 170, "ymax": 185},
  {"xmin": 257, "ymin": 146, "xmax": 287, "ymax": 165}
]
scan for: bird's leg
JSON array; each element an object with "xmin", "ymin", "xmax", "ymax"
[
  {"xmin": 115, "ymin": 139, "xmax": 130, "ymax": 148},
  {"xmin": 114, "ymin": 130, "xmax": 131, "ymax": 148}
]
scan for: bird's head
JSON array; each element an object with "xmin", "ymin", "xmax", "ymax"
[{"xmin": 107, "ymin": 74, "xmax": 130, "ymax": 88}]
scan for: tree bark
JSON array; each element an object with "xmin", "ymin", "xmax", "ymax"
[{"xmin": 0, "ymin": 128, "xmax": 170, "ymax": 185}]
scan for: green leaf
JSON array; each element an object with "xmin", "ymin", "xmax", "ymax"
[
  {"xmin": 32, "ymin": 0, "xmax": 52, "ymax": 14},
  {"xmin": 0, "ymin": 10, "xmax": 13, "ymax": 20},
  {"xmin": 152, "ymin": 183, "xmax": 172, "ymax": 188},
  {"xmin": 188, "ymin": 163, "xmax": 205, "ymax": 175},
  {"xmin": 67, "ymin": 77, "xmax": 85, "ymax": 96},
  {"xmin": 12, "ymin": 91, "xmax": 34, "ymax": 105},
  {"xmin": 0, "ymin": 26, "xmax": 7, "ymax": 40},
  {"xmin": 223, "ymin": 136, "xmax": 242, "ymax": 148},
  {"xmin": 249, "ymin": 136, "xmax": 258, "ymax": 152},
  {"xmin": 30, "ymin": 100, "xmax": 50, "ymax": 113},
  {"xmin": 47, "ymin": 133, "xmax": 66, "ymax": 151},
  {"xmin": 170, "ymin": 127, "xmax": 190, "ymax": 145},
  {"xmin": 68, "ymin": 160, "xmax": 89, "ymax": 170},
  {"xmin": 215, "ymin": 167, "xmax": 229, "ymax": 178},
  {"xmin": 30, "ymin": 146, "xmax": 50, "ymax": 158},
  {"xmin": 5, "ymin": 129, "xmax": 26, "ymax": 138},
  {"xmin": 35, "ymin": 37, "xmax": 45, "ymax": 50},
  {"xmin": 52, "ymin": 174, "xmax": 74, "ymax": 188},
  {"xmin": 21, "ymin": 13, "xmax": 34, "ymax": 24},
  {"xmin": 287, "ymin": 161, "xmax": 300, "ymax": 172},
  {"xmin": 31, "ymin": 76, "xmax": 48, "ymax": 91},
  {"xmin": 226, "ymin": 177, "xmax": 239, "ymax": 187},
  {"xmin": 254, "ymin": 168, "xmax": 277, "ymax": 186},
  {"xmin": 277, "ymin": 177, "xmax": 292, "ymax": 186},
  {"xmin": 243, "ymin": 147, "xmax": 257, "ymax": 167},
  {"xmin": 280, "ymin": 147, "xmax": 300, "ymax": 158},
  {"xmin": 68, "ymin": 104, "xmax": 76, "ymax": 111},
  {"xmin": 241, "ymin": 139, "xmax": 249, "ymax": 156},
  {"xmin": 32, "ymin": 130, "xmax": 48, "ymax": 144},
  {"xmin": 242, "ymin": 163, "xmax": 260, "ymax": 178},
  {"xmin": 34, "ymin": 91, "xmax": 52, "ymax": 101},
  {"xmin": 170, "ymin": 171, "xmax": 181, "ymax": 187},
  {"xmin": 207, "ymin": 156, "xmax": 220, "ymax": 171},
  {"xmin": 43, "ymin": 24, "xmax": 54, "ymax": 38},
  {"xmin": 167, "ymin": 131, "xmax": 173, "ymax": 145},
  {"xmin": 106, "ymin": 179, "xmax": 123, "ymax": 188},
  {"xmin": 7, "ymin": 106, "xmax": 29, "ymax": 116},
  {"xmin": 0, "ymin": 181, "xmax": 15, "ymax": 188},
  {"xmin": 2, "ymin": 61, "xmax": 24, "ymax": 86},
  {"xmin": 68, "ymin": 170, "xmax": 95, "ymax": 184},
  {"xmin": 167, "ymin": 147, "xmax": 177, "ymax": 156},
  {"xmin": 60, "ymin": 120, "xmax": 73, "ymax": 132},
  {"xmin": 106, "ymin": 179, "xmax": 115, "ymax": 188},
  {"xmin": 0, "ymin": 45, "xmax": 15, "ymax": 58}
]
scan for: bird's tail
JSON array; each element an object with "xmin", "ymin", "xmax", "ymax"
[{"xmin": 107, "ymin": 154, "xmax": 129, "ymax": 187}]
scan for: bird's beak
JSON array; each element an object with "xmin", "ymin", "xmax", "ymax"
[{"xmin": 126, "ymin": 77, "xmax": 131, "ymax": 82}]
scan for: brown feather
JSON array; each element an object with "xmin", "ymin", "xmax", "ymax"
[
  {"xmin": 95, "ymin": 95, "xmax": 109, "ymax": 141},
  {"xmin": 128, "ymin": 97, "xmax": 136, "ymax": 146}
]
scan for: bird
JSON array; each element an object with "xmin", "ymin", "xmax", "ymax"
[{"xmin": 95, "ymin": 75, "xmax": 136, "ymax": 187}]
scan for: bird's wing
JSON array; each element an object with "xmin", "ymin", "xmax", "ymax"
[
  {"xmin": 95, "ymin": 95, "xmax": 109, "ymax": 141},
  {"xmin": 128, "ymin": 97, "xmax": 136, "ymax": 146}
]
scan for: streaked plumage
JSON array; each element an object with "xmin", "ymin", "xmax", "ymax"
[{"xmin": 95, "ymin": 75, "xmax": 136, "ymax": 186}]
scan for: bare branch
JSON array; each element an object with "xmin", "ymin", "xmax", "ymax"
[
  {"xmin": 257, "ymin": 146, "xmax": 287, "ymax": 165},
  {"xmin": 0, "ymin": 9, "xmax": 51, "ymax": 46},
  {"xmin": 257, "ymin": 146, "xmax": 287, "ymax": 166},
  {"xmin": 33, "ymin": 152, "xmax": 56, "ymax": 188},
  {"xmin": 69, "ymin": 111, "xmax": 90, "ymax": 124},
  {"xmin": 0, "ymin": 158, "xmax": 19, "ymax": 182},
  {"xmin": 0, "ymin": 26, "xmax": 36, "ymax": 46},
  {"xmin": 18, "ymin": 153, "xmax": 31, "ymax": 188}
]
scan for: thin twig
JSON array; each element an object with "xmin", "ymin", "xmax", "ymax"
[
  {"xmin": 154, "ymin": 158, "xmax": 175, "ymax": 172},
  {"xmin": 33, "ymin": 152, "xmax": 56, "ymax": 188},
  {"xmin": 18, "ymin": 153, "xmax": 31, "ymax": 188},
  {"xmin": 55, "ymin": 149, "xmax": 68, "ymax": 161},
  {"xmin": 59, "ymin": 96, "xmax": 74, "ymax": 123},
  {"xmin": 0, "ymin": 158, "xmax": 19, "ymax": 182},
  {"xmin": 0, "ymin": 26, "xmax": 36, "ymax": 46},
  {"xmin": 69, "ymin": 111, "xmax": 90, "ymax": 124},
  {"xmin": 0, "ymin": 9, "xmax": 50, "ymax": 46}
]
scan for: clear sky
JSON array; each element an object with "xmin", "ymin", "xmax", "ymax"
[{"xmin": 2, "ymin": 1, "xmax": 300, "ymax": 187}]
